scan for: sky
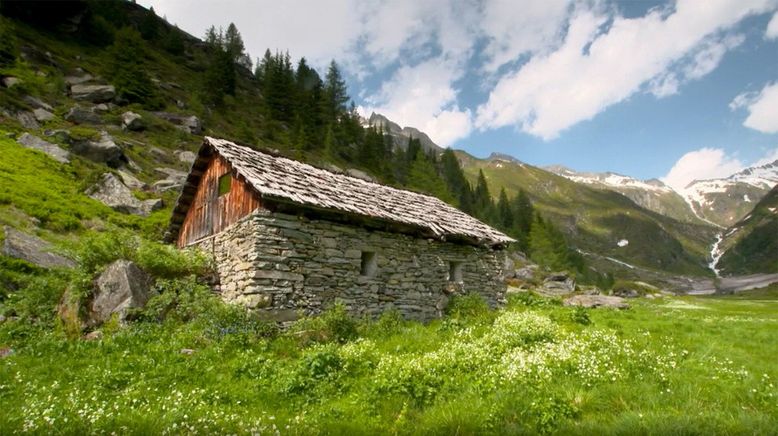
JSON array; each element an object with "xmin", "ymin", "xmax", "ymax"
[{"xmin": 138, "ymin": 0, "xmax": 778, "ymax": 191}]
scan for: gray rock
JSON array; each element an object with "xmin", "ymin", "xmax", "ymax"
[
  {"xmin": 612, "ymin": 288, "xmax": 640, "ymax": 298},
  {"xmin": 345, "ymin": 168, "xmax": 376, "ymax": 182},
  {"xmin": 537, "ymin": 272, "xmax": 575, "ymax": 297},
  {"xmin": 83, "ymin": 330, "xmax": 103, "ymax": 341},
  {"xmin": 16, "ymin": 133, "xmax": 70, "ymax": 163},
  {"xmin": 71, "ymin": 131, "xmax": 125, "ymax": 167},
  {"xmin": 89, "ymin": 260, "xmax": 155, "ymax": 325},
  {"xmin": 23, "ymin": 95, "xmax": 53, "ymax": 111},
  {"xmin": 93, "ymin": 103, "xmax": 110, "ymax": 113},
  {"xmin": 152, "ymin": 167, "xmax": 188, "ymax": 192},
  {"xmin": 514, "ymin": 264, "xmax": 538, "ymax": 281},
  {"xmin": 0, "ymin": 347, "xmax": 13, "ymax": 359},
  {"xmin": 16, "ymin": 111, "xmax": 40, "ymax": 130},
  {"xmin": 121, "ymin": 111, "xmax": 145, "ymax": 131},
  {"xmin": 70, "ymin": 84, "xmax": 115, "ymax": 103},
  {"xmin": 153, "ymin": 112, "xmax": 202, "ymax": 134},
  {"xmin": 33, "ymin": 108, "xmax": 55, "ymax": 122},
  {"xmin": 2, "ymin": 77, "xmax": 21, "ymax": 88},
  {"xmin": 1, "ymin": 226, "xmax": 76, "ymax": 269},
  {"xmin": 64, "ymin": 73, "xmax": 93, "ymax": 86},
  {"xmin": 117, "ymin": 169, "xmax": 146, "ymax": 190},
  {"xmin": 86, "ymin": 173, "xmax": 161, "ymax": 216},
  {"xmin": 563, "ymin": 295, "xmax": 629, "ymax": 309},
  {"xmin": 64, "ymin": 106, "xmax": 101, "ymax": 124},
  {"xmin": 175, "ymin": 150, "xmax": 196, "ymax": 164},
  {"xmin": 180, "ymin": 348, "xmax": 196, "ymax": 355},
  {"xmin": 0, "ymin": 314, "xmax": 5, "ymax": 323}
]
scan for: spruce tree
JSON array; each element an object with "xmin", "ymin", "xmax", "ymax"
[
  {"xmin": 105, "ymin": 27, "xmax": 158, "ymax": 107},
  {"xmin": 224, "ymin": 23, "xmax": 251, "ymax": 69},
  {"xmin": 497, "ymin": 188, "xmax": 513, "ymax": 230},
  {"xmin": 322, "ymin": 60, "xmax": 349, "ymax": 123}
]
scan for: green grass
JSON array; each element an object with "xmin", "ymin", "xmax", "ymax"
[{"xmin": 1, "ymin": 290, "xmax": 776, "ymax": 435}]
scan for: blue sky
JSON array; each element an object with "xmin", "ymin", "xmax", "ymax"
[{"xmin": 141, "ymin": 0, "xmax": 778, "ymax": 190}]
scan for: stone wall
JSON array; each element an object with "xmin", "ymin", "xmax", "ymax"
[{"xmin": 195, "ymin": 209, "xmax": 507, "ymax": 322}]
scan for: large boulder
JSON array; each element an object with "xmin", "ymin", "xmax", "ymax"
[
  {"xmin": 121, "ymin": 111, "xmax": 145, "ymax": 131},
  {"xmin": 16, "ymin": 133, "xmax": 70, "ymax": 163},
  {"xmin": 1, "ymin": 226, "xmax": 76, "ymax": 269},
  {"xmin": 70, "ymin": 84, "xmax": 115, "ymax": 103},
  {"xmin": 86, "ymin": 173, "xmax": 162, "ymax": 216},
  {"xmin": 70, "ymin": 131, "xmax": 125, "ymax": 167},
  {"xmin": 32, "ymin": 108, "xmax": 55, "ymax": 122},
  {"xmin": 64, "ymin": 73, "xmax": 93, "ymax": 86},
  {"xmin": 117, "ymin": 169, "xmax": 146, "ymax": 190},
  {"xmin": 153, "ymin": 112, "xmax": 202, "ymax": 134},
  {"xmin": 152, "ymin": 167, "xmax": 188, "ymax": 192},
  {"xmin": 563, "ymin": 295, "xmax": 629, "ymax": 309},
  {"xmin": 89, "ymin": 260, "xmax": 155, "ymax": 325},
  {"xmin": 537, "ymin": 272, "xmax": 576, "ymax": 297},
  {"xmin": 64, "ymin": 106, "xmax": 101, "ymax": 125},
  {"xmin": 2, "ymin": 76, "xmax": 21, "ymax": 88},
  {"xmin": 174, "ymin": 150, "xmax": 197, "ymax": 164}
]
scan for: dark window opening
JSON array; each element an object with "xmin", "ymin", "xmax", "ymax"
[
  {"xmin": 360, "ymin": 251, "xmax": 377, "ymax": 277},
  {"xmin": 218, "ymin": 173, "xmax": 231, "ymax": 197},
  {"xmin": 448, "ymin": 261, "xmax": 463, "ymax": 283}
]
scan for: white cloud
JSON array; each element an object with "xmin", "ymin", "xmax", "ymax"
[
  {"xmin": 767, "ymin": 11, "xmax": 778, "ymax": 38},
  {"xmin": 731, "ymin": 81, "xmax": 778, "ymax": 133},
  {"xmin": 475, "ymin": 0, "xmax": 775, "ymax": 140},
  {"xmin": 662, "ymin": 148, "xmax": 745, "ymax": 191},
  {"xmin": 480, "ymin": 0, "xmax": 571, "ymax": 72},
  {"xmin": 683, "ymin": 34, "xmax": 745, "ymax": 80},
  {"xmin": 359, "ymin": 57, "xmax": 473, "ymax": 147},
  {"xmin": 663, "ymin": 147, "xmax": 778, "ymax": 191}
]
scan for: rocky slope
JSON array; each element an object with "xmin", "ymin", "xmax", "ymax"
[
  {"xmin": 546, "ymin": 165, "xmax": 702, "ymax": 224},
  {"xmin": 680, "ymin": 160, "xmax": 778, "ymax": 228},
  {"xmin": 363, "ymin": 112, "xmax": 442, "ymax": 153},
  {"xmin": 715, "ymin": 184, "xmax": 778, "ymax": 276}
]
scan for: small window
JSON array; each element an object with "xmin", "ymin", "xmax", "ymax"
[
  {"xmin": 360, "ymin": 251, "xmax": 377, "ymax": 277},
  {"xmin": 218, "ymin": 173, "xmax": 231, "ymax": 196},
  {"xmin": 448, "ymin": 261, "xmax": 463, "ymax": 283}
]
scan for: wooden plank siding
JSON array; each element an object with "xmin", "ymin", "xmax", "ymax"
[{"xmin": 177, "ymin": 155, "xmax": 261, "ymax": 247}]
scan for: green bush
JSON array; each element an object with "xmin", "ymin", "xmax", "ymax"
[
  {"xmin": 569, "ymin": 305, "xmax": 592, "ymax": 325},
  {"xmin": 74, "ymin": 230, "xmax": 210, "ymax": 277},
  {"xmin": 445, "ymin": 293, "xmax": 491, "ymax": 320},
  {"xmin": 288, "ymin": 302, "xmax": 358, "ymax": 346},
  {"xmin": 104, "ymin": 27, "xmax": 160, "ymax": 107}
]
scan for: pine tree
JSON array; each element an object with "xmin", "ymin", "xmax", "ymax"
[
  {"xmin": 497, "ymin": 188, "xmax": 513, "ymax": 230},
  {"xmin": 512, "ymin": 189, "xmax": 534, "ymax": 251},
  {"xmin": 408, "ymin": 155, "xmax": 455, "ymax": 204},
  {"xmin": 322, "ymin": 60, "xmax": 349, "ymax": 123},
  {"xmin": 202, "ymin": 42, "xmax": 235, "ymax": 105},
  {"xmin": 224, "ymin": 23, "xmax": 251, "ymax": 69},
  {"xmin": 105, "ymin": 27, "xmax": 158, "ymax": 107},
  {"xmin": 473, "ymin": 170, "xmax": 495, "ymax": 222}
]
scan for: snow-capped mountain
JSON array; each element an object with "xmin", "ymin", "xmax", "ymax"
[
  {"xmin": 545, "ymin": 166, "xmax": 702, "ymax": 224},
  {"xmin": 681, "ymin": 159, "xmax": 778, "ymax": 228}
]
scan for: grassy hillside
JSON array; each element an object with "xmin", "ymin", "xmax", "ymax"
[
  {"xmin": 718, "ymin": 185, "xmax": 778, "ymax": 275},
  {"xmin": 1, "ymin": 289, "xmax": 777, "ymax": 434},
  {"xmin": 457, "ymin": 153, "xmax": 717, "ymax": 277}
]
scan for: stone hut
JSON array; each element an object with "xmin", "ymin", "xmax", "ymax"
[{"xmin": 167, "ymin": 137, "xmax": 514, "ymax": 322}]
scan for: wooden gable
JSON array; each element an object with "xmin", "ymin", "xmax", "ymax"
[{"xmin": 177, "ymin": 155, "xmax": 261, "ymax": 247}]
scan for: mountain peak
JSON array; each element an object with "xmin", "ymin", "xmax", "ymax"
[
  {"xmin": 487, "ymin": 152, "xmax": 523, "ymax": 164},
  {"xmin": 364, "ymin": 112, "xmax": 442, "ymax": 153}
]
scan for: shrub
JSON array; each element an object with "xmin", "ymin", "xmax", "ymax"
[
  {"xmin": 74, "ymin": 230, "xmax": 210, "ymax": 278},
  {"xmin": 569, "ymin": 306, "xmax": 592, "ymax": 325},
  {"xmin": 445, "ymin": 293, "xmax": 491, "ymax": 320},
  {"xmin": 507, "ymin": 291, "xmax": 562, "ymax": 308},
  {"xmin": 104, "ymin": 27, "xmax": 160, "ymax": 107},
  {"xmin": 288, "ymin": 302, "xmax": 358, "ymax": 346}
]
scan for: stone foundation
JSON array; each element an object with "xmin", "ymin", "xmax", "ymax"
[{"xmin": 195, "ymin": 209, "xmax": 507, "ymax": 322}]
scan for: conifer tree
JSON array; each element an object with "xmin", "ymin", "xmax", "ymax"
[
  {"xmin": 322, "ymin": 60, "xmax": 349, "ymax": 123},
  {"xmin": 105, "ymin": 27, "xmax": 158, "ymax": 107},
  {"xmin": 224, "ymin": 23, "xmax": 251, "ymax": 69},
  {"xmin": 497, "ymin": 188, "xmax": 513, "ymax": 229}
]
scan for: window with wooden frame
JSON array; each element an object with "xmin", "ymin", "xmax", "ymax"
[{"xmin": 218, "ymin": 173, "xmax": 231, "ymax": 197}]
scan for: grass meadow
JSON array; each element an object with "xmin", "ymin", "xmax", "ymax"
[{"xmin": 1, "ymin": 287, "xmax": 776, "ymax": 435}]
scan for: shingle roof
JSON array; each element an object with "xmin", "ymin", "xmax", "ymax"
[{"xmin": 168, "ymin": 137, "xmax": 514, "ymax": 247}]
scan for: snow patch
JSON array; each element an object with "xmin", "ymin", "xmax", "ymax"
[
  {"xmin": 604, "ymin": 256, "xmax": 635, "ymax": 269},
  {"xmin": 617, "ymin": 239, "xmax": 629, "ymax": 247}
]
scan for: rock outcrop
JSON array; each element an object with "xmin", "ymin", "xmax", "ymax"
[
  {"xmin": 70, "ymin": 131, "xmax": 125, "ymax": 167},
  {"xmin": 64, "ymin": 106, "xmax": 101, "ymax": 124},
  {"xmin": 16, "ymin": 133, "xmax": 70, "ymax": 163},
  {"xmin": 89, "ymin": 260, "xmax": 155, "ymax": 325},
  {"xmin": 86, "ymin": 173, "xmax": 162, "ymax": 216},
  {"xmin": 16, "ymin": 111, "xmax": 40, "ymax": 130},
  {"xmin": 32, "ymin": 108, "xmax": 55, "ymax": 122},
  {"xmin": 121, "ymin": 111, "xmax": 145, "ymax": 131},
  {"xmin": 70, "ymin": 84, "xmax": 115, "ymax": 103},
  {"xmin": 153, "ymin": 112, "xmax": 202, "ymax": 134},
  {"xmin": 1, "ymin": 226, "xmax": 76, "ymax": 269},
  {"xmin": 537, "ymin": 272, "xmax": 575, "ymax": 297},
  {"xmin": 152, "ymin": 167, "xmax": 188, "ymax": 192}
]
